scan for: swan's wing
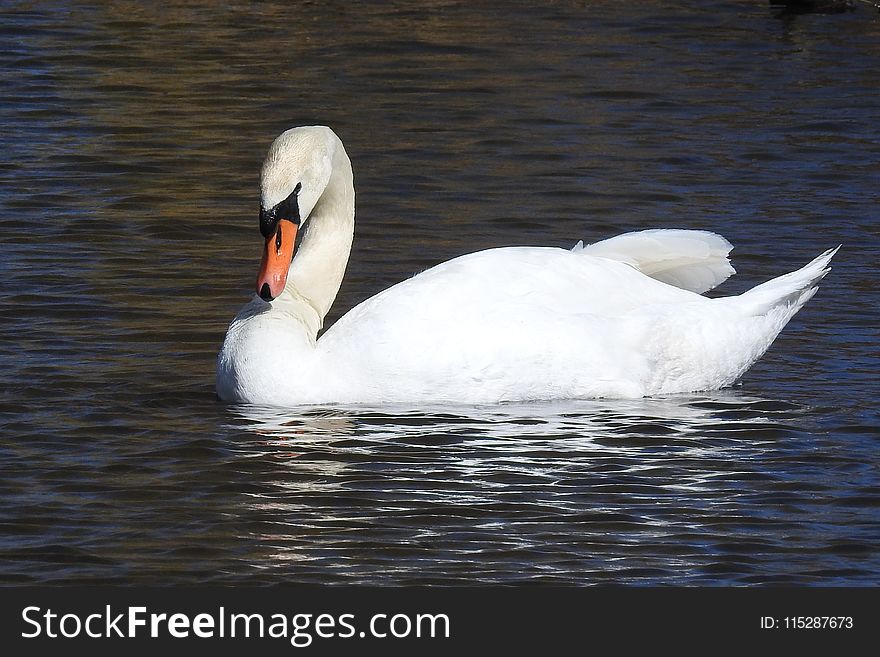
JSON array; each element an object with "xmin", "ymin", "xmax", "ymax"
[
  {"xmin": 327, "ymin": 245, "xmax": 700, "ymax": 340},
  {"xmin": 314, "ymin": 246, "xmax": 722, "ymax": 401},
  {"xmin": 572, "ymin": 229, "xmax": 735, "ymax": 294},
  {"xmin": 319, "ymin": 246, "xmax": 700, "ymax": 377}
]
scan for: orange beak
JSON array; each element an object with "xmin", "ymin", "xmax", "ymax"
[{"xmin": 256, "ymin": 219, "xmax": 298, "ymax": 301}]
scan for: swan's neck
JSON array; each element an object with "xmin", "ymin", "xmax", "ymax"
[{"xmin": 282, "ymin": 144, "xmax": 355, "ymax": 328}]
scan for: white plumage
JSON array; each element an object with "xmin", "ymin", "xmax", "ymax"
[{"xmin": 216, "ymin": 126, "xmax": 836, "ymax": 406}]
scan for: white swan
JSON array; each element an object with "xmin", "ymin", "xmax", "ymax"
[{"xmin": 217, "ymin": 126, "xmax": 837, "ymax": 406}]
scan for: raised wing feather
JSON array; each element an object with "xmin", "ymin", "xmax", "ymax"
[{"xmin": 572, "ymin": 229, "xmax": 735, "ymax": 294}]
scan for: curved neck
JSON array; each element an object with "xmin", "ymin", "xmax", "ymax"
[{"xmin": 283, "ymin": 143, "xmax": 355, "ymax": 327}]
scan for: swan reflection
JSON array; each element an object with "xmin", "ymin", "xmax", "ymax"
[
  {"xmin": 227, "ymin": 390, "xmax": 801, "ymax": 447},
  {"xmin": 221, "ymin": 391, "xmax": 815, "ymax": 580}
]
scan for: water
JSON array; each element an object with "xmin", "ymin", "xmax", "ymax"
[{"xmin": 1, "ymin": 1, "xmax": 878, "ymax": 585}]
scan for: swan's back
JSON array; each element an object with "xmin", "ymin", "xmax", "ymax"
[{"xmin": 317, "ymin": 245, "xmax": 709, "ymax": 402}]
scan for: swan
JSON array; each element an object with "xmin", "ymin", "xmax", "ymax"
[{"xmin": 217, "ymin": 125, "xmax": 837, "ymax": 406}]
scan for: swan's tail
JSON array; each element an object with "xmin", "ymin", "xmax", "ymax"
[
  {"xmin": 736, "ymin": 246, "xmax": 839, "ymax": 319},
  {"xmin": 708, "ymin": 246, "xmax": 839, "ymax": 385},
  {"xmin": 650, "ymin": 246, "xmax": 839, "ymax": 394}
]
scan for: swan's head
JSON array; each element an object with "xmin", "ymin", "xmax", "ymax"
[{"xmin": 255, "ymin": 126, "xmax": 338, "ymax": 301}]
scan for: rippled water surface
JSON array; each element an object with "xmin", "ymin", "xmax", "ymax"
[{"xmin": 1, "ymin": 1, "xmax": 879, "ymax": 585}]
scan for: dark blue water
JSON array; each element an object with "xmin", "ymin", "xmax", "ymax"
[{"xmin": 1, "ymin": 1, "xmax": 878, "ymax": 585}]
